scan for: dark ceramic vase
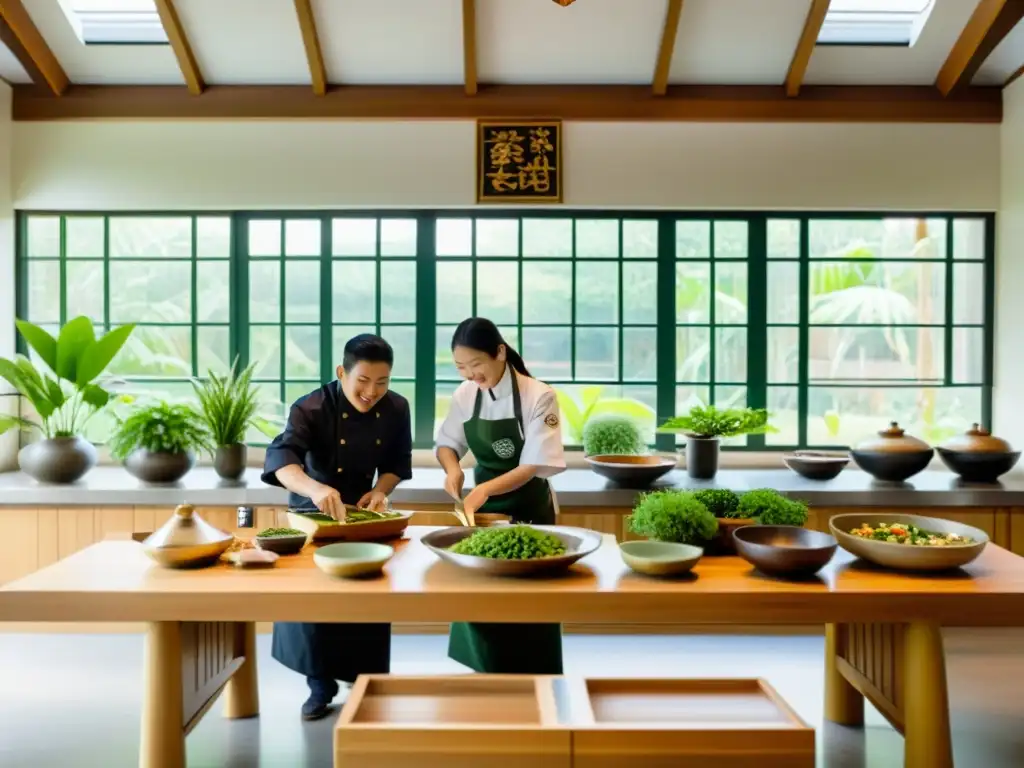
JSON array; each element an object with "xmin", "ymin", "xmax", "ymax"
[
  {"xmin": 18, "ymin": 436, "xmax": 98, "ymax": 483},
  {"xmin": 124, "ymin": 449, "xmax": 195, "ymax": 484},
  {"xmin": 214, "ymin": 443, "xmax": 247, "ymax": 481},
  {"xmin": 685, "ymin": 436, "xmax": 720, "ymax": 479}
]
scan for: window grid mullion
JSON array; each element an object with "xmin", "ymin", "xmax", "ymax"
[
  {"xmin": 278, "ymin": 220, "xmax": 286, "ymax": 408},
  {"xmin": 797, "ymin": 218, "xmax": 810, "ymax": 447},
  {"xmin": 190, "ymin": 217, "xmax": 199, "ymax": 376},
  {"xmin": 320, "ymin": 214, "xmax": 332, "ymax": 385}
]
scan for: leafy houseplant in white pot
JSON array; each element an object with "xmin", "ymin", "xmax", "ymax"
[
  {"xmin": 658, "ymin": 405, "xmax": 777, "ymax": 480},
  {"xmin": 0, "ymin": 317, "xmax": 135, "ymax": 484},
  {"xmin": 191, "ymin": 360, "xmax": 276, "ymax": 481},
  {"xmin": 109, "ymin": 401, "xmax": 212, "ymax": 484}
]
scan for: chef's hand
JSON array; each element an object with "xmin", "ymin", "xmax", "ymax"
[
  {"xmin": 357, "ymin": 490, "xmax": 389, "ymax": 512},
  {"xmin": 310, "ymin": 484, "xmax": 344, "ymax": 520},
  {"xmin": 462, "ymin": 484, "xmax": 490, "ymax": 518},
  {"xmin": 444, "ymin": 468, "xmax": 465, "ymax": 501}
]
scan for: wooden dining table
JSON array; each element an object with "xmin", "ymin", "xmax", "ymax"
[{"xmin": 2, "ymin": 525, "xmax": 1024, "ymax": 768}]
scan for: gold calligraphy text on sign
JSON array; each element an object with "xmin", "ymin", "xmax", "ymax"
[{"xmin": 477, "ymin": 120, "xmax": 562, "ymax": 203}]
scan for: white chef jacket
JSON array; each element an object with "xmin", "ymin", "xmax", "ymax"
[{"xmin": 435, "ymin": 366, "xmax": 567, "ymax": 479}]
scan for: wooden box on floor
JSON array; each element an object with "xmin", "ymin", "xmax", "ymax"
[
  {"xmin": 333, "ymin": 675, "xmax": 570, "ymax": 768},
  {"xmin": 567, "ymin": 677, "xmax": 815, "ymax": 768}
]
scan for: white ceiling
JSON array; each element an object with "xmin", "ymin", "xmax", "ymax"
[
  {"xmin": 0, "ymin": 43, "xmax": 32, "ymax": 84},
  {"xmin": 1, "ymin": 0, "xmax": 1020, "ymax": 88}
]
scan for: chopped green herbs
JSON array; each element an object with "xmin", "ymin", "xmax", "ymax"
[
  {"xmin": 449, "ymin": 525, "xmax": 567, "ymax": 560},
  {"xmin": 256, "ymin": 527, "xmax": 305, "ymax": 538}
]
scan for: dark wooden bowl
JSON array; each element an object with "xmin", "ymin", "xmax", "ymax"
[
  {"xmin": 783, "ymin": 451, "xmax": 849, "ymax": 481},
  {"xmin": 850, "ymin": 448, "xmax": 933, "ymax": 482},
  {"xmin": 936, "ymin": 448, "xmax": 1021, "ymax": 483},
  {"xmin": 584, "ymin": 454, "xmax": 676, "ymax": 487},
  {"xmin": 255, "ymin": 533, "xmax": 308, "ymax": 555},
  {"xmin": 733, "ymin": 525, "xmax": 837, "ymax": 578}
]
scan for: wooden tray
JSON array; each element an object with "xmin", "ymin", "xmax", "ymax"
[
  {"xmin": 334, "ymin": 675, "xmax": 570, "ymax": 768},
  {"xmin": 567, "ymin": 677, "xmax": 815, "ymax": 768},
  {"xmin": 286, "ymin": 509, "xmax": 413, "ymax": 542}
]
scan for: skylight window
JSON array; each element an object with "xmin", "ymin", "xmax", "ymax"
[
  {"xmin": 59, "ymin": 0, "xmax": 168, "ymax": 45},
  {"xmin": 817, "ymin": 0, "xmax": 936, "ymax": 46}
]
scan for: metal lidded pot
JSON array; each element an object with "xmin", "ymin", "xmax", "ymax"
[
  {"xmin": 850, "ymin": 421, "xmax": 934, "ymax": 482},
  {"xmin": 937, "ymin": 424, "xmax": 1021, "ymax": 483},
  {"xmin": 142, "ymin": 502, "xmax": 234, "ymax": 568}
]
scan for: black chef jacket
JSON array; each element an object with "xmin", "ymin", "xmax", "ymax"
[
  {"xmin": 262, "ymin": 382, "xmax": 412, "ymax": 683},
  {"xmin": 262, "ymin": 381, "xmax": 413, "ymax": 509}
]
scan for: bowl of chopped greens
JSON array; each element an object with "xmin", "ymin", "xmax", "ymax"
[
  {"xmin": 420, "ymin": 524, "xmax": 603, "ymax": 577},
  {"xmin": 286, "ymin": 507, "xmax": 413, "ymax": 542},
  {"xmin": 254, "ymin": 527, "xmax": 309, "ymax": 555},
  {"xmin": 828, "ymin": 513, "xmax": 988, "ymax": 571}
]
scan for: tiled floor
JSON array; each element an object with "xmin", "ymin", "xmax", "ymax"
[{"xmin": 1, "ymin": 630, "xmax": 1022, "ymax": 767}]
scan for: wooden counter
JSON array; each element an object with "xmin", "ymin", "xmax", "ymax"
[{"xmin": 3, "ymin": 527, "xmax": 1023, "ymax": 768}]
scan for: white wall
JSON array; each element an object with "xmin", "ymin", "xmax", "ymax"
[
  {"xmin": 12, "ymin": 120, "xmax": 1001, "ymax": 211},
  {"xmin": 0, "ymin": 84, "xmax": 16, "ymax": 471},
  {"xmin": 996, "ymin": 80, "xmax": 1024, "ymax": 449}
]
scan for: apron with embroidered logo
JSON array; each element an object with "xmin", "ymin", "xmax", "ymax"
[{"xmin": 446, "ymin": 371, "xmax": 564, "ymax": 674}]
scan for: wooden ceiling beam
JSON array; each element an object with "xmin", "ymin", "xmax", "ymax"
[
  {"xmin": 462, "ymin": 0, "xmax": 477, "ymax": 96},
  {"xmin": 1007, "ymin": 62, "xmax": 1024, "ymax": 88},
  {"xmin": 294, "ymin": 0, "xmax": 327, "ymax": 96},
  {"xmin": 9, "ymin": 83, "xmax": 1002, "ymax": 123},
  {"xmin": 0, "ymin": 0, "xmax": 69, "ymax": 96},
  {"xmin": 153, "ymin": 0, "xmax": 204, "ymax": 96},
  {"xmin": 652, "ymin": 0, "xmax": 684, "ymax": 96},
  {"xmin": 785, "ymin": 0, "xmax": 831, "ymax": 98},
  {"xmin": 936, "ymin": 0, "xmax": 1024, "ymax": 96}
]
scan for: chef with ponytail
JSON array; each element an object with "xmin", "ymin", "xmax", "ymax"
[{"xmin": 435, "ymin": 317, "xmax": 566, "ymax": 674}]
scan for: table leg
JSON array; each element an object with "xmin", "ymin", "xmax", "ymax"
[
  {"xmin": 903, "ymin": 622, "xmax": 953, "ymax": 768},
  {"xmin": 140, "ymin": 621, "xmax": 185, "ymax": 768},
  {"xmin": 824, "ymin": 623, "xmax": 864, "ymax": 725},
  {"xmin": 223, "ymin": 621, "xmax": 260, "ymax": 719}
]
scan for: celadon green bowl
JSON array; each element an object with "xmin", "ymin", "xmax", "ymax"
[
  {"xmin": 619, "ymin": 540, "xmax": 703, "ymax": 577},
  {"xmin": 313, "ymin": 542, "xmax": 394, "ymax": 578}
]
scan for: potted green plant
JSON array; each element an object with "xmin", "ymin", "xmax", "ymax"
[
  {"xmin": 626, "ymin": 490, "xmax": 718, "ymax": 547},
  {"xmin": 191, "ymin": 360, "xmax": 268, "ymax": 481},
  {"xmin": 582, "ymin": 413, "xmax": 646, "ymax": 457},
  {"xmin": 0, "ymin": 317, "xmax": 135, "ymax": 483},
  {"xmin": 109, "ymin": 401, "xmax": 212, "ymax": 484},
  {"xmin": 737, "ymin": 489, "xmax": 809, "ymax": 527},
  {"xmin": 691, "ymin": 489, "xmax": 747, "ymax": 554},
  {"xmin": 658, "ymin": 405, "xmax": 777, "ymax": 479}
]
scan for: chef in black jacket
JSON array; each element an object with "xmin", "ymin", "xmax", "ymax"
[{"xmin": 262, "ymin": 333, "xmax": 413, "ymax": 720}]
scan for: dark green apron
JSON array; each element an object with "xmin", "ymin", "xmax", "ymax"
[{"xmin": 447, "ymin": 371, "xmax": 564, "ymax": 674}]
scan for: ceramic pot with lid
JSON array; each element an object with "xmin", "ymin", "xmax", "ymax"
[
  {"xmin": 141, "ymin": 502, "xmax": 234, "ymax": 568},
  {"xmin": 937, "ymin": 424, "xmax": 1021, "ymax": 483},
  {"xmin": 850, "ymin": 421, "xmax": 934, "ymax": 482}
]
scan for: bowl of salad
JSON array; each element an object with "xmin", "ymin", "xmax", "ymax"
[{"xmin": 828, "ymin": 513, "xmax": 988, "ymax": 571}]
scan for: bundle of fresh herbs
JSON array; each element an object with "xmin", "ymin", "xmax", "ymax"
[{"xmin": 449, "ymin": 525, "xmax": 567, "ymax": 560}]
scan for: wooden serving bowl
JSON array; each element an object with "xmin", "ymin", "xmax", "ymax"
[{"xmin": 584, "ymin": 454, "xmax": 677, "ymax": 487}]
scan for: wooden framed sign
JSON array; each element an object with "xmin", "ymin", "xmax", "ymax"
[{"xmin": 477, "ymin": 120, "xmax": 562, "ymax": 204}]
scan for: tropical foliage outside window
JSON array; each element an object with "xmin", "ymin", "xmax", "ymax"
[{"xmin": 17, "ymin": 211, "xmax": 992, "ymax": 451}]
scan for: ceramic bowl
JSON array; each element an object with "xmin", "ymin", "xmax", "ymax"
[
  {"xmin": 618, "ymin": 540, "xmax": 703, "ymax": 577},
  {"xmin": 584, "ymin": 455, "xmax": 677, "ymax": 487},
  {"xmin": 254, "ymin": 533, "xmax": 308, "ymax": 555},
  {"xmin": 850, "ymin": 448, "xmax": 933, "ymax": 482},
  {"xmin": 783, "ymin": 451, "xmax": 850, "ymax": 481},
  {"xmin": 828, "ymin": 513, "xmax": 988, "ymax": 572},
  {"xmin": 313, "ymin": 542, "xmax": 394, "ymax": 578},
  {"xmin": 733, "ymin": 525, "xmax": 837, "ymax": 578},
  {"xmin": 936, "ymin": 448, "xmax": 1021, "ymax": 483}
]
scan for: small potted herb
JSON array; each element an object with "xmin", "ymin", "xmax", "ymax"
[
  {"xmin": 657, "ymin": 405, "xmax": 777, "ymax": 479},
  {"xmin": 0, "ymin": 317, "xmax": 134, "ymax": 484},
  {"xmin": 582, "ymin": 413, "xmax": 646, "ymax": 457},
  {"xmin": 691, "ymin": 488, "xmax": 749, "ymax": 555},
  {"xmin": 737, "ymin": 489, "xmax": 809, "ymax": 527},
  {"xmin": 626, "ymin": 490, "xmax": 718, "ymax": 547},
  {"xmin": 191, "ymin": 360, "xmax": 271, "ymax": 481},
  {"xmin": 109, "ymin": 401, "xmax": 212, "ymax": 484}
]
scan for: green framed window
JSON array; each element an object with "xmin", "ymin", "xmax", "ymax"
[{"xmin": 15, "ymin": 210, "xmax": 995, "ymax": 451}]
